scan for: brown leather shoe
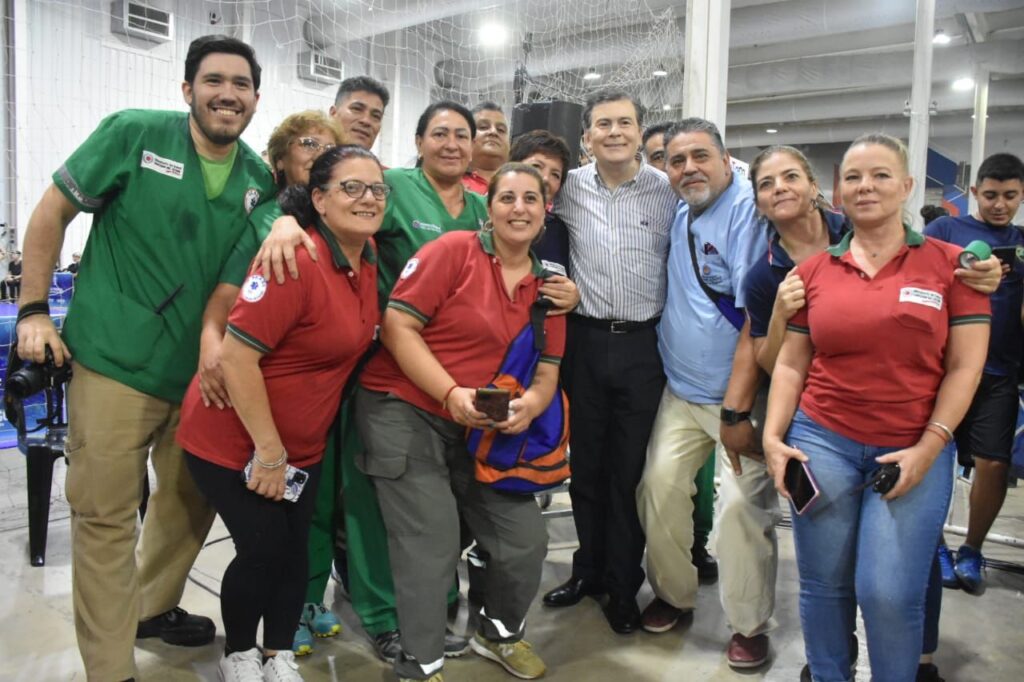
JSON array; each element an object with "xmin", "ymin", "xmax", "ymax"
[
  {"xmin": 727, "ymin": 633, "xmax": 769, "ymax": 668},
  {"xmin": 640, "ymin": 597, "xmax": 685, "ymax": 633}
]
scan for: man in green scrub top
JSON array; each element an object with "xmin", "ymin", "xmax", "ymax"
[{"xmin": 15, "ymin": 35, "xmax": 273, "ymax": 681}]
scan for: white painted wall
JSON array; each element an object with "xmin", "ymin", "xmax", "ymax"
[{"xmin": 9, "ymin": 0, "xmax": 436, "ymax": 264}]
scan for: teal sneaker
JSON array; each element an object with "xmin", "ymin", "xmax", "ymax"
[
  {"xmin": 302, "ymin": 602, "xmax": 341, "ymax": 638},
  {"xmin": 292, "ymin": 621, "xmax": 314, "ymax": 656}
]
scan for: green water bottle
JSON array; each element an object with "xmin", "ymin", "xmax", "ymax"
[{"xmin": 958, "ymin": 240, "xmax": 992, "ymax": 268}]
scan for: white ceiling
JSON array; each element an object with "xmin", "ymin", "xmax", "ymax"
[{"xmin": 315, "ymin": 0, "xmax": 1024, "ymax": 163}]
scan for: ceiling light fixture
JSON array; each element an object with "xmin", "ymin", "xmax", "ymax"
[
  {"xmin": 652, "ymin": 64, "xmax": 668, "ymax": 77},
  {"xmin": 662, "ymin": 104, "xmax": 672, "ymax": 111},
  {"xmin": 952, "ymin": 76, "xmax": 975, "ymax": 91},
  {"xmin": 583, "ymin": 68, "xmax": 601, "ymax": 81},
  {"xmin": 766, "ymin": 128, "xmax": 779, "ymax": 134},
  {"xmin": 478, "ymin": 21, "xmax": 509, "ymax": 47},
  {"xmin": 932, "ymin": 29, "xmax": 951, "ymax": 45}
]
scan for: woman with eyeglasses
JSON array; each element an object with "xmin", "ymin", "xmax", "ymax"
[
  {"xmin": 191, "ymin": 111, "xmax": 349, "ymax": 655},
  {"xmin": 176, "ymin": 145, "xmax": 385, "ymax": 682}
]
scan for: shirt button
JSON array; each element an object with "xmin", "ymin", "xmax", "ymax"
[
  {"xmin": 859, "ymin": 273, "xmax": 867, "ymax": 279},
  {"xmin": 348, "ymin": 271, "xmax": 354, "ymax": 278}
]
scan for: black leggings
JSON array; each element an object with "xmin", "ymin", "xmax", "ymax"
[{"xmin": 186, "ymin": 453, "xmax": 321, "ymax": 652}]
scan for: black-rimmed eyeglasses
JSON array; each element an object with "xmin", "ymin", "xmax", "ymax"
[{"xmin": 327, "ymin": 180, "xmax": 391, "ymax": 200}]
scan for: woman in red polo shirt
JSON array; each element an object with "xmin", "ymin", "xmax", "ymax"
[
  {"xmin": 355, "ymin": 163, "xmax": 565, "ymax": 682},
  {"xmin": 762, "ymin": 134, "xmax": 990, "ymax": 682},
  {"xmin": 176, "ymin": 146, "xmax": 385, "ymax": 682}
]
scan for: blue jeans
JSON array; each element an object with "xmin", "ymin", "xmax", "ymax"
[{"xmin": 787, "ymin": 410, "xmax": 953, "ymax": 682}]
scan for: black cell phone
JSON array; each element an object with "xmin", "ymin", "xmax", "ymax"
[
  {"xmin": 992, "ymin": 246, "xmax": 1019, "ymax": 268},
  {"xmin": 785, "ymin": 458, "xmax": 821, "ymax": 515},
  {"xmin": 474, "ymin": 388, "xmax": 510, "ymax": 421}
]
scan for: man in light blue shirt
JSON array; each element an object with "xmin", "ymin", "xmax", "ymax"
[{"xmin": 636, "ymin": 118, "xmax": 780, "ymax": 669}]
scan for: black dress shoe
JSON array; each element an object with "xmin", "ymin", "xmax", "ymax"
[
  {"xmin": 692, "ymin": 545, "xmax": 719, "ymax": 583},
  {"xmin": 542, "ymin": 576, "xmax": 605, "ymax": 607},
  {"xmin": 136, "ymin": 606, "xmax": 215, "ymax": 647},
  {"xmin": 603, "ymin": 596, "xmax": 641, "ymax": 634}
]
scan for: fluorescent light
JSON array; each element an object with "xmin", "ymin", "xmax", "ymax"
[
  {"xmin": 583, "ymin": 69, "xmax": 601, "ymax": 81},
  {"xmin": 766, "ymin": 128, "xmax": 779, "ymax": 134},
  {"xmin": 478, "ymin": 22, "xmax": 509, "ymax": 47},
  {"xmin": 933, "ymin": 29, "xmax": 951, "ymax": 45},
  {"xmin": 662, "ymin": 104, "xmax": 672, "ymax": 111},
  {"xmin": 652, "ymin": 65, "xmax": 668, "ymax": 77},
  {"xmin": 952, "ymin": 77, "xmax": 975, "ymax": 91}
]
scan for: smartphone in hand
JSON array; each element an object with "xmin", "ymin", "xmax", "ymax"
[
  {"xmin": 474, "ymin": 388, "xmax": 511, "ymax": 422},
  {"xmin": 785, "ymin": 458, "xmax": 821, "ymax": 515},
  {"xmin": 242, "ymin": 460, "xmax": 310, "ymax": 502}
]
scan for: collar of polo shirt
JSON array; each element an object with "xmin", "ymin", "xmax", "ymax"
[
  {"xmin": 313, "ymin": 217, "xmax": 378, "ymax": 269},
  {"xmin": 826, "ymin": 223, "xmax": 924, "ymax": 257},
  {"xmin": 477, "ymin": 230, "xmax": 546, "ymax": 277}
]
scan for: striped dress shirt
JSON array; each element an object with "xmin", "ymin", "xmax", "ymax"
[{"xmin": 553, "ymin": 162, "xmax": 679, "ymax": 321}]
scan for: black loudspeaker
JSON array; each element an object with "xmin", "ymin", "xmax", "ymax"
[{"xmin": 511, "ymin": 101, "xmax": 584, "ymax": 171}]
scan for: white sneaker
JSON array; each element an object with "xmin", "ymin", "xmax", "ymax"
[
  {"xmin": 219, "ymin": 648, "xmax": 264, "ymax": 682},
  {"xmin": 263, "ymin": 650, "xmax": 304, "ymax": 682}
]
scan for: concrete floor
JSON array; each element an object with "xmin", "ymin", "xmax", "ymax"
[{"xmin": 1, "ymin": 452, "xmax": 1022, "ymax": 681}]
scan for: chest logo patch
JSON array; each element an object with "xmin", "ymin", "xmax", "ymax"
[
  {"xmin": 400, "ymin": 258, "xmax": 419, "ymax": 280},
  {"xmin": 244, "ymin": 188, "xmax": 261, "ymax": 215},
  {"xmin": 242, "ymin": 274, "xmax": 268, "ymax": 302},
  {"xmin": 899, "ymin": 287, "xmax": 943, "ymax": 311},
  {"xmin": 140, "ymin": 150, "xmax": 184, "ymax": 179},
  {"xmin": 411, "ymin": 220, "xmax": 441, "ymax": 234}
]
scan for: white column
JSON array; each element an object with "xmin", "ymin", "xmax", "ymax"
[
  {"xmin": 906, "ymin": 0, "xmax": 936, "ymax": 230},
  {"xmin": 682, "ymin": 0, "xmax": 731, "ymax": 133},
  {"xmin": 968, "ymin": 68, "xmax": 990, "ymax": 217}
]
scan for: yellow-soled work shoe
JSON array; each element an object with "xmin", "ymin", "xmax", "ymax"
[{"xmin": 470, "ymin": 633, "xmax": 546, "ymax": 679}]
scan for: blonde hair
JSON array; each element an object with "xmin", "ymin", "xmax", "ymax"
[
  {"xmin": 266, "ymin": 110, "xmax": 344, "ymax": 188},
  {"xmin": 845, "ymin": 133, "xmax": 909, "ymax": 174}
]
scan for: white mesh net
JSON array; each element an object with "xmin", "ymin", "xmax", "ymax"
[{"xmin": 9, "ymin": 0, "xmax": 684, "ymax": 255}]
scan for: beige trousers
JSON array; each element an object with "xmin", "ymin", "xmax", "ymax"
[
  {"xmin": 65, "ymin": 362, "xmax": 216, "ymax": 681},
  {"xmin": 636, "ymin": 387, "xmax": 780, "ymax": 637}
]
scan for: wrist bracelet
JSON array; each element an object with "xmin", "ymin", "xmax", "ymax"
[
  {"xmin": 441, "ymin": 384, "xmax": 458, "ymax": 410},
  {"xmin": 253, "ymin": 450, "xmax": 287, "ymax": 469},
  {"xmin": 926, "ymin": 421, "xmax": 954, "ymax": 444},
  {"xmin": 17, "ymin": 300, "xmax": 50, "ymax": 323}
]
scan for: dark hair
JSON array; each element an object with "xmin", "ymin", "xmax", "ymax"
[
  {"xmin": 486, "ymin": 162, "xmax": 548, "ymax": 206},
  {"xmin": 976, "ymin": 153, "xmax": 1024, "ymax": 185},
  {"xmin": 509, "ymin": 130, "xmax": 571, "ymax": 177},
  {"xmin": 278, "ymin": 145, "xmax": 383, "ymax": 227},
  {"xmin": 642, "ymin": 122, "xmax": 673, "ymax": 146},
  {"xmin": 663, "ymin": 118, "xmax": 726, "ymax": 155},
  {"xmin": 334, "ymin": 76, "xmax": 390, "ymax": 108},
  {"xmin": 581, "ymin": 89, "xmax": 644, "ymax": 129},
  {"xmin": 184, "ymin": 35, "xmax": 261, "ymax": 91},
  {"xmin": 920, "ymin": 204, "xmax": 950, "ymax": 225},
  {"xmin": 472, "ymin": 101, "xmax": 504, "ymax": 116},
  {"xmin": 414, "ymin": 100, "xmax": 476, "ymax": 140},
  {"xmin": 749, "ymin": 145, "xmax": 830, "ymax": 214}
]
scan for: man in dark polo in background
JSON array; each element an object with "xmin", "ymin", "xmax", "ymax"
[
  {"xmin": 542, "ymin": 89, "xmax": 677, "ymax": 634},
  {"xmin": 462, "ymin": 102, "xmax": 510, "ymax": 195},
  {"xmin": 16, "ymin": 35, "xmax": 272, "ymax": 680},
  {"xmin": 330, "ymin": 75, "xmax": 389, "ymax": 150},
  {"xmin": 642, "ymin": 122, "xmax": 671, "ymax": 171}
]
